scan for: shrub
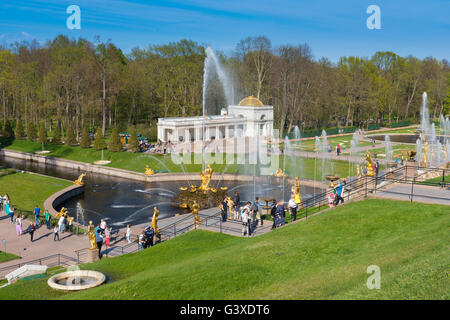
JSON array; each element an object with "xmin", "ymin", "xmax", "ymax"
[
  {"xmin": 93, "ymin": 127, "xmax": 106, "ymax": 150},
  {"xmin": 27, "ymin": 121, "xmax": 37, "ymax": 141},
  {"xmin": 128, "ymin": 129, "xmax": 139, "ymax": 153},
  {"xmin": 37, "ymin": 124, "xmax": 47, "ymax": 144},
  {"xmin": 108, "ymin": 127, "xmax": 123, "ymax": 152},
  {"xmin": 65, "ymin": 126, "xmax": 77, "ymax": 146},
  {"xmin": 52, "ymin": 125, "xmax": 61, "ymax": 144},
  {"xmin": 80, "ymin": 126, "xmax": 91, "ymax": 148},
  {"xmin": 3, "ymin": 121, "xmax": 14, "ymax": 139},
  {"xmin": 15, "ymin": 120, "xmax": 25, "ymax": 139}
]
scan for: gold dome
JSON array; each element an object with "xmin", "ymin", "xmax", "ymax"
[{"xmin": 238, "ymin": 96, "xmax": 264, "ymax": 107}]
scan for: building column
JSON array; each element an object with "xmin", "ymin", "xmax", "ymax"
[
  {"xmin": 225, "ymin": 126, "xmax": 230, "ymax": 139},
  {"xmin": 216, "ymin": 126, "xmax": 220, "ymax": 139}
]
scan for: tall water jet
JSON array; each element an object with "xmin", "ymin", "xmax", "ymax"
[
  {"xmin": 320, "ymin": 130, "xmax": 328, "ymax": 181},
  {"xmin": 201, "ymin": 46, "xmax": 234, "ymax": 169},
  {"xmin": 385, "ymin": 135, "xmax": 393, "ymax": 163},
  {"xmin": 292, "ymin": 126, "xmax": 302, "ymax": 178},
  {"xmin": 76, "ymin": 202, "xmax": 85, "ymax": 226},
  {"xmin": 421, "ymin": 92, "xmax": 431, "ymax": 137}
]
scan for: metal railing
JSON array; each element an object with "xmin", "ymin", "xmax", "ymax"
[{"xmin": 0, "ymin": 253, "xmax": 77, "ymax": 278}]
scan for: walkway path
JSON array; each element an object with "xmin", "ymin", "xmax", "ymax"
[
  {"xmin": 374, "ymin": 183, "xmax": 450, "ymax": 206},
  {"xmin": 0, "ymin": 214, "xmax": 87, "ymax": 270}
]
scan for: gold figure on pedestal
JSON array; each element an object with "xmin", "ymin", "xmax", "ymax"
[
  {"xmin": 422, "ymin": 140, "xmax": 429, "ymax": 167},
  {"xmin": 199, "ymin": 164, "xmax": 213, "ymax": 191},
  {"xmin": 226, "ymin": 196, "xmax": 234, "ymax": 220},
  {"xmin": 56, "ymin": 207, "xmax": 68, "ymax": 218},
  {"xmin": 274, "ymin": 168, "xmax": 287, "ymax": 177},
  {"xmin": 88, "ymin": 220, "xmax": 97, "ymax": 250},
  {"xmin": 365, "ymin": 151, "xmax": 375, "ymax": 176},
  {"xmin": 190, "ymin": 200, "xmax": 201, "ymax": 224},
  {"xmin": 152, "ymin": 207, "xmax": 160, "ymax": 235},
  {"xmin": 145, "ymin": 166, "xmax": 155, "ymax": 176},
  {"xmin": 74, "ymin": 173, "xmax": 86, "ymax": 186},
  {"xmin": 291, "ymin": 177, "xmax": 302, "ymax": 205}
]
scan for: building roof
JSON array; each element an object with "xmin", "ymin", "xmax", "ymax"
[{"xmin": 238, "ymin": 96, "xmax": 264, "ymax": 107}]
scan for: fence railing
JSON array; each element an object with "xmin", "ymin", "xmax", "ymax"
[{"xmin": 0, "ymin": 253, "xmax": 77, "ymax": 278}]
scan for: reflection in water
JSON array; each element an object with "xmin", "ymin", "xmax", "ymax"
[{"xmin": 0, "ymin": 155, "xmax": 323, "ymax": 227}]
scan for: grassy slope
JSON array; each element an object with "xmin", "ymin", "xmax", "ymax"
[
  {"xmin": 1, "ymin": 199, "xmax": 448, "ymax": 300},
  {"xmin": 0, "ymin": 171, "xmax": 71, "ymax": 212},
  {"xmin": 0, "ymin": 138, "xmax": 356, "ymax": 180},
  {"xmin": 0, "ymin": 251, "xmax": 19, "ymax": 263}
]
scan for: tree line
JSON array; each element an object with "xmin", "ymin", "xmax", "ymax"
[{"xmin": 0, "ymin": 34, "xmax": 448, "ymax": 142}]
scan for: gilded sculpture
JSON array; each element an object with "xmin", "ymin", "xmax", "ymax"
[{"xmin": 74, "ymin": 173, "xmax": 86, "ymax": 186}]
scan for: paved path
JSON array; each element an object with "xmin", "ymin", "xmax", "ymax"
[
  {"xmin": 0, "ymin": 214, "xmax": 87, "ymax": 270},
  {"xmin": 374, "ymin": 183, "xmax": 450, "ymax": 206}
]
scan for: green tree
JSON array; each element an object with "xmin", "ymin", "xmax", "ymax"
[
  {"xmin": 65, "ymin": 126, "xmax": 76, "ymax": 145},
  {"xmin": 52, "ymin": 125, "xmax": 61, "ymax": 144},
  {"xmin": 3, "ymin": 120, "xmax": 14, "ymax": 139},
  {"xmin": 27, "ymin": 121, "xmax": 37, "ymax": 141},
  {"xmin": 93, "ymin": 127, "xmax": 106, "ymax": 150},
  {"xmin": 108, "ymin": 127, "xmax": 122, "ymax": 152},
  {"xmin": 128, "ymin": 129, "xmax": 139, "ymax": 152},
  {"xmin": 15, "ymin": 120, "xmax": 24, "ymax": 139},
  {"xmin": 37, "ymin": 124, "xmax": 47, "ymax": 144},
  {"xmin": 80, "ymin": 126, "xmax": 91, "ymax": 148}
]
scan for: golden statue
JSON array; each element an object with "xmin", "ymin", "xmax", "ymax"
[
  {"xmin": 145, "ymin": 166, "xmax": 154, "ymax": 175},
  {"xmin": 365, "ymin": 151, "xmax": 375, "ymax": 176},
  {"xmin": 152, "ymin": 207, "xmax": 160, "ymax": 235},
  {"xmin": 422, "ymin": 140, "xmax": 429, "ymax": 167},
  {"xmin": 226, "ymin": 196, "xmax": 234, "ymax": 220},
  {"xmin": 274, "ymin": 168, "xmax": 287, "ymax": 177},
  {"xmin": 189, "ymin": 185, "xmax": 197, "ymax": 193},
  {"xmin": 443, "ymin": 145, "xmax": 447, "ymax": 163},
  {"xmin": 199, "ymin": 164, "xmax": 213, "ymax": 191},
  {"xmin": 291, "ymin": 177, "xmax": 301, "ymax": 205},
  {"xmin": 56, "ymin": 207, "xmax": 69, "ymax": 218},
  {"xmin": 356, "ymin": 164, "xmax": 361, "ymax": 178},
  {"xmin": 74, "ymin": 173, "xmax": 86, "ymax": 186},
  {"xmin": 190, "ymin": 200, "xmax": 201, "ymax": 224},
  {"xmin": 88, "ymin": 220, "xmax": 97, "ymax": 250}
]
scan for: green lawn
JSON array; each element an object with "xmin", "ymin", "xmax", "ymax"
[
  {"xmin": 419, "ymin": 175, "xmax": 450, "ymax": 186},
  {"xmin": 0, "ymin": 170, "xmax": 71, "ymax": 214},
  {"xmin": 0, "ymin": 251, "xmax": 19, "ymax": 263},
  {"xmin": 0, "ymin": 137, "xmax": 357, "ymax": 180},
  {"xmin": 1, "ymin": 199, "xmax": 448, "ymax": 300}
]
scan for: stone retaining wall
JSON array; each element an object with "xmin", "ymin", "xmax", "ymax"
[{"xmin": 0, "ymin": 148, "xmax": 327, "ymax": 188}]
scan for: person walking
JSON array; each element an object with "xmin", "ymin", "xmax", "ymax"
[
  {"xmin": 220, "ymin": 198, "xmax": 228, "ymax": 222},
  {"xmin": 105, "ymin": 227, "xmax": 112, "ymax": 250},
  {"xmin": 34, "ymin": 205, "xmax": 41, "ymax": 226},
  {"xmin": 288, "ymin": 195, "xmax": 298, "ymax": 222},
  {"xmin": 233, "ymin": 191, "xmax": 240, "ymax": 220},
  {"xmin": 95, "ymin": 225, "xmax": 104, "ymax": 258},
  {"xmin": 275, "ymin": 200, "xmax": 286, "ymax": 227},
  {"xmin": 252, "ymin": 197, "xmax": 262, "ymax": 227},
  {"xmin": 4, "ymin": 197, "xmax": 10, "ymax": 217},
  {"xmin": 53, "ymin": 225, "xmax": 60, "ymax": 241},
  {"xmin": 15, "ymin": 214, "xmax": 22, "ymax": 236},
  {"xmin": 28, "ymin": 223, "xmax": 36, "ymax": 242},
  {"xmin": 126, "ymin": 224, "xmax": 132, "ymax": 244},
  {"xmin": 44, "ymin": 210, "xmax": 51, "ymax": 229},
  {"xmin": 139, "ymin": 231, "xmax": 145, "ymax": 250},
  {"xmin": 335, "ymin": 180, "xmax": 345, "ymax": 206},
  {"xmin": 58, "ymin": 215, "xmax": 66, "ymax": 233},
  {"xmin": 270, "ymin": 201, "xmax": 277, "ymax": 230},
  {"xmin": 241, "ymin": 204, "xmax": 250, "ymax": 237},
  {"xmin": 328, "ymin": 190, "xmax": 335, "ymax": 209},
  {"xmin": 9, "ymin": 205, "xmax": 15, "ymax": 223},
  {"xmin": 68, "ymin": 216, "xmax": 73, "ymax": 233}
]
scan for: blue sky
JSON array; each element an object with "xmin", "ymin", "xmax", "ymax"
[{"xmin": 1, "ymin": 0, "xmax": 449, "ymax": 62}]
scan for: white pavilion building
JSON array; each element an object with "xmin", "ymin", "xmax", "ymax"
[{"xmin": 157, "ymin": 96, "xmax": 274, "ymax": 142}]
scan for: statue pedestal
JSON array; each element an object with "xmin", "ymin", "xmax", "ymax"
[{"xmin": 86, "ymin": 248, "xmax": 99, "ymax": 263}]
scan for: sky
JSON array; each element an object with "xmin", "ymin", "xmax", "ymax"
[{"xmin": 0, "ymin": 0, "xmax": 449, "ymax": 62}]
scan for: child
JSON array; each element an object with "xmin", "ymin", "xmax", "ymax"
[
  {"xmin": 328, "ymin": 191, "xmax": 335, "ymax": 209},
  {"xmin": 105, "ymin": 227, "xmax": 112, "ymax": 249},
  {"xmin": 54, "ymin": 225, "xmax": 60, "ymax": 241},
  {"xmin": 15, "ymin": 214, "xmax": 22, "ymax": 236},
  {"xmin": 126, "ymin": 224, "xmax": 132, "ymax": 243}
]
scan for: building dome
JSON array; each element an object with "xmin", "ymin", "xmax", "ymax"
[{"xmin": 238, "ymin": 96, "xmax": 264, "ymax": 107}]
